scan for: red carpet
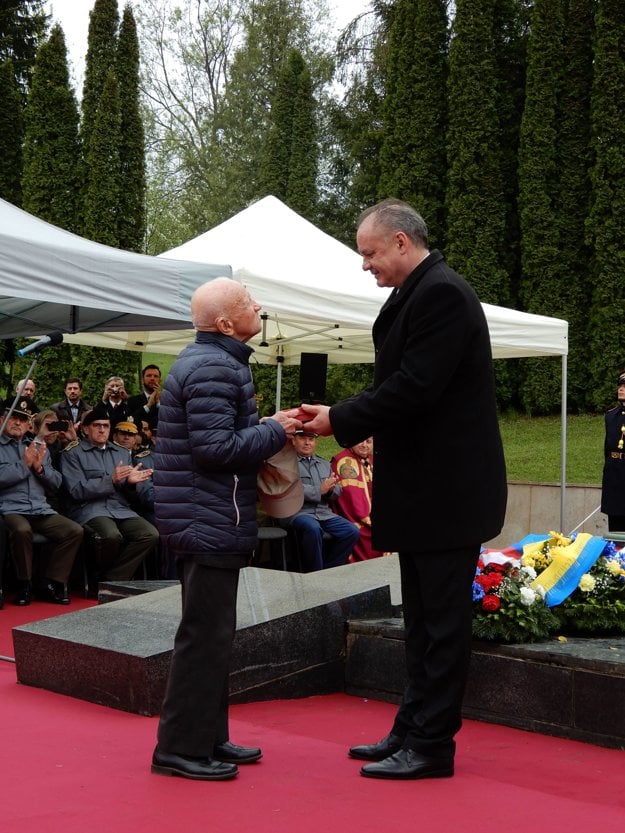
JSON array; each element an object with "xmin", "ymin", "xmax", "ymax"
[{"xmin": 1, "ymin": 602, "xmax": 625, "ymax": 832}]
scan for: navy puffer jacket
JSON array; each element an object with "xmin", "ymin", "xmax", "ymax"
[{"xmin": 153, "ymin": 331, "xmax": 285, "ymax": 557}]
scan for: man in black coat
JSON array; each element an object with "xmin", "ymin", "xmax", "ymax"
[
  {"xmin": 301, "ymin": 199, "xmax": 507, "ymax": 780},
  {"xmin": 600, "ymin": 370, "xmax": 625, "ymax": 530},
  {"xmin": 127, "ymin": 365, "xmax": 162, "ymax": 432},
  {"xmin": 50, "ymin": 377, "xmax": 92, "ymax": 429}
]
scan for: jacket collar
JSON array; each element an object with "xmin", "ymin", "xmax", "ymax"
[
  {"xmin": 195, "ymin": 330, "xmax": 253, "ymax": 361},
  {"xmin": 380, "ymin": 249, "xmax": 444, "ymax": 313}
]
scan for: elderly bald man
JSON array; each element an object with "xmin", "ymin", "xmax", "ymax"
[{"xmin": 151, "ymin": 278, "xmax": 302, "ymax": 781}]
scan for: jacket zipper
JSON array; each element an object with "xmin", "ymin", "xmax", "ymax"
[{"xmin": 233, "ymin": 474, "xmax": 240, "ymax": 526}]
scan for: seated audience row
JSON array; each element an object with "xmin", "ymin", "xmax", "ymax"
[{"xmin": 1, "ymin": 365, "xmax": 377, "ymax": 606}]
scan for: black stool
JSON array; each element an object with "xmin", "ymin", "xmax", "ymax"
[{"xmin": 255, "ymin": 526, "xmax": 289, "ymax": 570}]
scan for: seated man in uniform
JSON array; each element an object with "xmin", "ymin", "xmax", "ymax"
[
  {"xmin": 0, "ymin": 398, "xmax": 83, "ymax": 606},
  {"xmin": 280, "ymin": 429, "xmax": 359, "ymax": 571},
  {"xmin": 60, "ymin": 408, "xmax": 158, "ymax": 582}
]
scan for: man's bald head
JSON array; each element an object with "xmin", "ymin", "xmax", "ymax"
[{"xmin": 191, "ymin": 277, "xmax": 262, "ymax": 343}]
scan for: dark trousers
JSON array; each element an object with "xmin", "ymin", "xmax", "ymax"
[
  {"xmin": 157, "ymin": 559, "xmax": 240, "ymax": 758},
  {"xmin": 84, "ymin": 515, "xmax": 158, "ymax": 581},
  {"xmin": 289, "ymin": 513, "xmax": 360, "ymax": 571},
  {"xmin": 608, "ymin": 515, "xmax": 625, "ymax": 532},
  {"xmin": 391, "ymin": 545, "xmax": 480, "ymax": 759},
  {"xmin": 3, "ymin": 512, "xmax": 83, "ymax": 583}
]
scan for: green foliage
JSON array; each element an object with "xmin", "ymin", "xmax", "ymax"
[
  {"xmin": 21, "ymin": 24, "xmax": 82, "ymax": 231},
  {"xmin": 445, "ymin": 0, "xmax": 509, "ymax": 307},
  {"xmin": 10, "ymin": 342, "xmax": 141, "ymax": 407},
  {"xmin": 517, "ymin": 0, "xmax": 566, "ymax": 412},
  {"xmin": 378, "ymin": 0, "xmax": 448, "ymax": 247},
  {"xmin": 0, "ymin": 0, "xmax": 48, "ymax": 94},
  {"xmin": 83, "ymin": 68, "xmax": 122, "ymax": 245},
  {"xmin": 586, "ymin": 0, "xmax": 625, "ymax": 411},
  {"xmin": 260, "ymin": 47, "xmax": 318, "ymax": 220},
  {"xmin": 116, "ymin": 4, "xmax": 145, "ymax": 251},
  {"xmin": 139, "ymin": 0, "xmax": 331, "ymax": 251},
  {"xmin": 498, "ymin": 410, "xmax": 604, "ymax": 485},
  {"xmin": 0, "ymin": 58, "xmax": 23, "ymax": 205},
  {"xmin": 554, "ymin": 0, "xmax": 595, "ymax": 412},
  {"xmin": 81, "ymin": 0, "xmax": 119, "ymax": 160}
]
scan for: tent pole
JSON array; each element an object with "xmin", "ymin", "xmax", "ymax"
[
  {"xmin": 560, "ymin": 353, "xmax": 568, "ymax": 532},
  {"xmin": 275, "ymin": 351, "xmax": 284, "ymax": 411}
]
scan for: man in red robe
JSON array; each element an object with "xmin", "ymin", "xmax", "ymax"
[{"xmin": 332, "ymin": 438, "xmax": 384, "ymax": 561}]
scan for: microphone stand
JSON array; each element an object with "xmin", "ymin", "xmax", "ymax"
[{"xmin": 0, "ymin": 354, "xmax": 40, "ymax": 438}]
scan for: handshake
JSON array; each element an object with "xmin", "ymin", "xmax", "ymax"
[{"xmin": 263, "ymin": 404, "xmax": 331, "ymax": 437}]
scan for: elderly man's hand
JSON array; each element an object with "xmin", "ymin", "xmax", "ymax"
[{"xmin": 264, "ymin": 410, "xmax": 302, "ymax": 437}]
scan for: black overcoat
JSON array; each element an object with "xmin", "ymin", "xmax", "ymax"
[{"xmin": 330, "ymin": 250, "xmax": 507, "ymax": 552}]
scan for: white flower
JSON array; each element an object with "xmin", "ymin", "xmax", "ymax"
[
  {"xmin": 519, "ymin": 586, "xmax": 536, "ymax": 606},
  {"xmin": 521, "ymin": 565, "xmax": 537, "ymax": 580},
  {"xmin": 535, "ymin": 584, "xmax": 546, "ymax": 599}
]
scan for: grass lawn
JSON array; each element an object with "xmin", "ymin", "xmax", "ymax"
[{"xmin": 317, "ymin": 413, "xmax": 606, "ymax": 486}]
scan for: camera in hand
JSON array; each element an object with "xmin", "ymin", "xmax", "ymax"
[{"xmin": 49, "ymin": 420, "xmax": 69, "ymax": 432}]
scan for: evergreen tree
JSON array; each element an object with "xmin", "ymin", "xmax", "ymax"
[
  {"xmin": 260, "ymin": 48, "xmax": 318, "ymax": 220},
  {"xmin": 0, "ymin": 58, "xmax": 23, "ymax": 205},
  {"xmin": 320, "ymin": 4, "xmax": 392, "ymax": 245},
  {"xmin": 83, "ymin": 68, "xmax": 122, "ymax": 245},
  {"xmin": 81, "ymin": 0, "xmax": 119, "ymax": 164},
  {"xmin": 21, "ymin": 24, "xmax": 81, "ymax": 231},
  {"xmin": 286, "ymin": 59, "xmax": 317, "ymax": 219},
  {"xmin": 0, "ymin": 0, "xmax": 47, "ymax": 94},
  {"xmin": 517, "ymin": 0, "xmax": 565, "ymax": 413},
  {"xmin": 116, "ymin": 3, "xmax": 145, "ymax": 251},
  {"xmin": 377, "ymin": 0, "xmax": 448, "ymax": 247},
  {"xmin": 445, "ymin": 0, "xmax": 515, "ymax": 410},
  {"xmin": 445, "ymin": 0, "xmax": 508, "ymax": 307},
  {"xmin": 492, "ymin": 0, "xmax": 531, "ymax": 305},
  {"xmin": 555, "ymin": 0, "xmax": 595, "ymax": 411},
  {"xmin": 259, "ymin": 48, "xmax": 301, "ymax": 202},
  {"xmin": 206, "ymin": 0, "xmax": 330, "ymax": 226},
  {"xmin": 586, "ymin": 0, "xmax": 625, "ymax": 410}
]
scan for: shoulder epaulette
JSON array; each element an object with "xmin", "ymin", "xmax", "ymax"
[
  {"xmin": 133, "ymin": 448, "xmax": 152, "ymax": 458},
  {"xmin": 63, "ymin": 439, "xmax": 80, "ymax": 452}
]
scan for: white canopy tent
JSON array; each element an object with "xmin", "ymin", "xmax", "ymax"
[
  {"xmin": 0, "ymin": 195, "xmax": 569, "ymax": 527},
  {"xmin": 0, "ymin": 197, "xmax": 230, "ymax": 340},
  {"xmin": 58, "ymin": 195, "xmax": 568, "ymax": 363}
]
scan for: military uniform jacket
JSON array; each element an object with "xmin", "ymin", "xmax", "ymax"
[
  {"xmin": 329, "ymin": 250, "xmax": 508, "ymax": 553},
  {"xmin": 292, "ymin": 453, "xmax": 341, "ymax": 521},
  {"xmin": 60, "ymin": 438, "xmax": 139, "ymax": 524},
  {"xmin": 0, "ymin": 434, "xmax": 58, "ymax": 515},
  {"xmin": 601, "ymin": 405, "xmax": 625, "ymax": 515}
]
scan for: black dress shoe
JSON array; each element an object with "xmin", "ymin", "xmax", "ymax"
[
  {"xmin": 38, "ymin": 580, "xmax": 70, "ymax": 605},
  {"xmin": 13, "ymin": 581, "xmax": 32, "ymax": 606},
  {"xmin": 213, "ymin": 741, "xmax": 262, "ymax": 764},
  {"xmin": 361, "ymin": 749, "xmax": 454, "ymax": 780},
  {"xmin": 348, "ymin": 732, "xmax": 403, "ymax": 761},
  {"xmin": 151, "ymin": 747, "xmax": 238, "ymax": 780}
]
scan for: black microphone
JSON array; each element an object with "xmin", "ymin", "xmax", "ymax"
[{"xmin": 17, "ymin": 331, "xmax": 64, "ymax": 357}]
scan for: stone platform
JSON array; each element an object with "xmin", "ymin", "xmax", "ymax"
[
  {"xmin": 12, "ymin": 554, "xmax": 625, "ymax": 749},
  {"xmin": 344, "ymin": 618, "xmax": 625, "ymax": 749},
  {"xmin": 12, "ymin": 558, "xmax": 401, "ymax": 715}
]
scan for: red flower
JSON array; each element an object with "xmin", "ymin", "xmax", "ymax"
[
  {"xmin": 481, "ymin": 594, "xmax": 501, "ymax": 612},
  {"xmin": 475, "ymin": 573, "xmax": 503, "ymax": 592}
]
